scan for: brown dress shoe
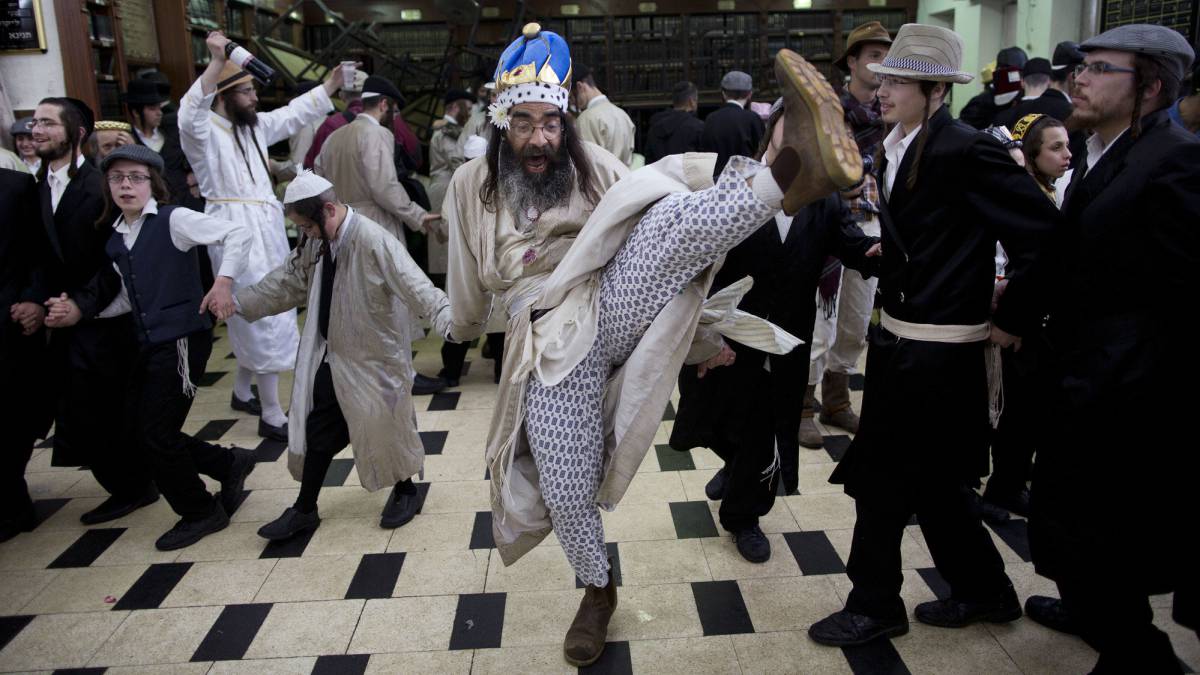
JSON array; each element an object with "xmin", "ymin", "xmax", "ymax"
[
  {"xmin": 563, "ymin": 567, "xmax": 618, "ymax": 667},
  {"xmin": 799, "ymin": 384, "xmax": 824, "ymax": 449},
  {"xmin": 818, "ymin": 371, "xmax": 860, "ymax": 433},
  {"xmin": 774, "ymin": 49, "xmax": 864, "ymax": 212}
]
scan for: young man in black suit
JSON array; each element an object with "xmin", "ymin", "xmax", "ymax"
[
  {"xmin": 700, "ymin": 70, "xmax": 766, "ymax": 176},
  {"xmin": 32, "ymin": 97, "xmax": 158, "ymax": 525}
]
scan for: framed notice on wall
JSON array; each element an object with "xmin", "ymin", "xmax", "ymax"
[
  {"xmin": 120, "ymin": 0, "xmax": 161, "ymax": 63},
  {"xmin": 1, "ymin": 0, "xmax": 48, "ymax": 53}
]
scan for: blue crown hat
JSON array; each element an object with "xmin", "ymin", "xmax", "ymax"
[{"xmin": 489, "ymin": 22, "xmax": 572, "ymax": 129}]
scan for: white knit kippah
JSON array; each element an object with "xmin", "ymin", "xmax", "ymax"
[
  {"xmin": 463, "ymin": 134, "xmax": 488, "ymax": 160},
  {"xmin": 284, "ymin": 170, "xmax": 334, "ymax": 204}
]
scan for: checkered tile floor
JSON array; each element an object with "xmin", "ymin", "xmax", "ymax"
[{"xmin": 2, "ymin": 324, "xmax": 1197, "ymax": 674}]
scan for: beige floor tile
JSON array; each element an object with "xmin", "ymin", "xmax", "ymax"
[
  {"xmin": 365, "ymin": 650, "xmax": 473, "ymax": 674},
  {"xmin": 302, "ymin": 516, "xmax": 392, "ymax": 556},
  {"xmin": 23, "ymin": 564, "xmax": 146, "ymax": 614},
  {"xmin": 795, "ymin": 461, "xmax": 841, "ymax": 494},
  {"xmin": 619, "ymin": 471, "xmax": 688, "ymax": 505},
  {"xmin": 732, "ymin": 631, "xmax": 854, "ymax": 674},
  {"xmin": 173, "ymin": 522, "xmax": 267, "ymax": 562},
  {"xmin": 161, "ymin": 559, "xmax": 276, "ymax": 607},
  {"xmin": 601, "ymin": 502, "xmax": 677, "ymax": 542},
  {"xmin": 893, "ymin": 622, "xmax": 1022, "ymax": 674},
  {"xmin": 985, "ymin": 619, "xmax": 1097, "ymax": 674},
  {"xmin": 244, "ymin": 599, "xmax": 364, "ymax": 659},
  {"xmin": 628, "ymin": 635, "xmax": 739, "ymax": 675},
  {"xmin": 501, "ymin": 589, "xmax": 583, "ymax": 647},
  {"xmin": 30, "ymin": 497, "xmax": 103, "ymax": 531},
  {"xmin": 619, "ymin": 539, "xmax": 711, "ymax": 587},
  {"xmin": 423, "ymin": 454, "xmax": 488, "ymax": 482},
  {"xmin": 679, "ymin": 468, "xmax": 720, "ymax": 503},
  {"xmin": 24, "ymin": 471, "xmax": 85, "ymax": 500},
  {"xmin": 0, "ymin": 611, "xmax": 127, "ymax": 671},
  {"xmin": 987, "ymin": 528, "xmax": 1028, "ymax": 564},
  {"xmin": 244, "ymin": 459, "xmax": 305, "ymax": 490},
  {"xmin": 701, "ymin": 534, "xmax": 802, "ymax": 581},
  {"xmin": 315, "ymin": 485, "xmax": 391, "ymax": 520},
  {"xmin": 738, "ymin": 576, "xmax": 845, "ymax": 632},
  {"xmin": 207, "ymin": 657, "xmax": 317, "ymax": 674},
  {"xmin": 0, "ymin": 529, "xmax": 76, "ymax": 571},
  {"xmin": 62, "ymin": 473, "xmax": 114, "ymax": 499},
  {"xmin": 418, "ymin": 480, "xmax": 491, "ymax": 514},
  {"xmin": 230, "ymin": 488, "xmax": 301, "ymax": 523},
  {"xmin": 484, "ymin": 546, "xmax": 577, "ymax": 593},
  {"xmin": 89, "ymin": 606, "xmax": 224, "ymax": 667},
  {"xmin": 91, "ymin": 528, "xmax": 183, "ymax": 567},
  {"xmin": 1156, "ymin": 605, "xmax": 1200, "ymax": 669},
  {"xmin": 607, "ymin": 583, "xmax": 704, "ymax": 642},
  {"xmin": 104, "ymin": 662, "xmax": 212, "ymax": 674},
  {"xmin": 385, "ymin": 512, "xmax": 474, "ymax": 552},
  {"xmin": 784, "ymin": 492, "xmax": 857, "ymax": 531},
  {"xmin": 690, "ymin": 447, "xmax": 724, "ymax": 470},
  {"xmin": 348, "ymin": 595, "xmax": 457, "ymax": 653},
  {"xmin": 255, "ymin": 554, "xmax": 360, "ymax": 603},
  {"xmin": 392, "ymin": 549, "xmax": 489, "ymax": 597},
  {"xmin": 0, "ymin": 569, "xmax": 60, "ymax": 615},
  {"xmin": 635, "ymin": 448, "xmax": 661, "ymax": 473},
  {"xmin": 470, "ymin": 645, "xmax": 572, "ymax": 675}
]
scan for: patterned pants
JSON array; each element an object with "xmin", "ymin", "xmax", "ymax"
[{"xmin": 524, "ymin": 158, "xmax": 781, "ymax": 586}]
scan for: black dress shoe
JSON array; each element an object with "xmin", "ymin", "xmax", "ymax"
[
  {"xmin": 982, "ymin": 486, "xmax": 1030, "ymax": 518},
  {"xmin": 231, "ymin": 392, "xmax": 262, "ymax": 416},
  {"xmin": 258, "ymin": 419, "xmax": 288, "ymax": 441},
  {"xmin": 705, "ymin": 467, "xmax": 729, "ymax": 501},
  {"xmin": 257, "ymin": 506, "xmax": 321, "ymax": 541},
  {"xmin": 0, "ymin": 504, "xmax": 37, "ymax": 543},
  {"xmin": 380, "ymin": 481, "xmax": 421, "ymax": 529},
  {"xmin": 733, "ymin": 525, "xmax": 771, "ymax": 563},
  {"xmin": 915, "ymin": 587, "xmax": 1022, "ymax": 628},
  {"xmin": 436, "ymin": 369, "xmax": 461, "ymax": 388},
  {"xmin": 809, "ymin": 609, "xmax": 909, "ymax": 646},
  {"xmin": 1025, "ymin": 595, "xmax": 1080, "ymax": 635},
  {"xmin": 412, "ymin": 373, "xmax": 448, "ymax": 396},
  {"xmin": 978, "ymin": 499, "xmax": 1012, "ymax": 524},
  {"xmin": 80, "ymin": 487, "xmax": 160, "ymax": 525},
  {"xmin": 155, "ymin": 505, "xmax": 229, "ymax": 551},
  {"xmin": 219, "ymin": 448, "xmax": 257, "ymax": 516}
]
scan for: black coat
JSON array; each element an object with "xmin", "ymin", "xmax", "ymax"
[
  {"xmin": 644, "ymin": 108, "xmax": 704, "ymax": 164},
  {"xmin": 671, "ymin": 194, "xmax": 878, "ymax": 452},
  {"xmin": 831, "ymin": 106, "xmax": 1060, "ymax": 496},
  {"xmin": 700, "ymin": 103, "xmax": 765, "ymax": 177},
  {"xmin": 0, "ymin": 169, "xmax": 54, "ymax": 440},
  {"xmin": 959, "ymin": 88, "xmax": 998, "ymax": 129},
  {"xmin": 1030, "ymin": 109, "xmax": 1200, "ymax": 592}
]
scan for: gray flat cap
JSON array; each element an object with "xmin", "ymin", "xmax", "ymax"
[
  {"xmin": 10, "ymin": 118, "xmax": 33, "ymax": 135},
  {"xmin": 99, "ymin": 144, "xmax": 164, "ymax": 173},
  {"xmin": 1081, "ymin": 24, "xmax": 1195, "ymax": 80},
  {"xmin": 721, "ymin": 70, "xmax": 753, "ymax": 91}
]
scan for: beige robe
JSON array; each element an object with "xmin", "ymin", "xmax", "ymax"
[
  {"xmin": 237, "ymin": 210, "xmax": 451, "ymax": 491},
  {"xmin": 576, "ymin": 97, "xmax": 636, "ymax": 167},
  {"xmin": 445, "ymin": 145, "xmax": 738, "ymax": 564},
  {"xmin": 427, "ymin": 120, "xmax": 467, "ymax": 274},
  {"xmin": 314, "ymin": 115, "xmax": 427, "ymax": 243}
]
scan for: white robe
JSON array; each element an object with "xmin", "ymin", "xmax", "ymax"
[{"xmin": 179, "ymin": 78, "xmax": 334, "ymax": 373}]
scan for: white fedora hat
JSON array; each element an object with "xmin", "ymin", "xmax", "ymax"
[{"xmin": 867, "ymin": 24, "xmax": 974, "ymax": 84}]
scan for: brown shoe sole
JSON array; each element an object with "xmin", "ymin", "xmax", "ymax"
[{"xmin": 774, "ymin": 49, "xmax": 863, "ymax": 196}]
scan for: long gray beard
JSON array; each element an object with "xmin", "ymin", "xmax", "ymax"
[{"xmin": 498, "ymin": 143, "xmax": 574, "ymax": 222}]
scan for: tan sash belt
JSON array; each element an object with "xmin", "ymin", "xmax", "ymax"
[{"xmin": 881, "ymin": 310, "xmax": 1004, "ymax": 428}]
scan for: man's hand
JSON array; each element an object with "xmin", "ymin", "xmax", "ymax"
[
  {"xmin": 840, "ymin": 184, "xmax": 865, "ymax": 200},
  {"xmin": 866, "ymin": 243, "xmax": 882, "ymax": 257},
  {"xmin": 698, "ymin": 343, "xmax": 737, "ymax": 378},
  {"xmin": 421, "ymin": 213, "xmax": 448, "ymax": 243},
  {"xmin": 200, "ymin": 277, "xmax": 237, "ymax": 321},
  {"xmin": 43, "ymin": 293, "xmax": 82, "ymax": 328},
  {"xmin": 10, "ymin": 302, "xmax": 45, "ymax": 335},
  {"xmin": 323, "ymin": 60, "xmax": 362, "ymax": 97},
  {"xmin": 990, "ymin": 324, "xmax": 1021, "ymax": 352},
  {"xmin": 115, "ymin": 131, "xmax": 135, "ymax": 148},
  {"xmin": 206, "ymin": 31, "xmax": 231, "ymax": 63}
]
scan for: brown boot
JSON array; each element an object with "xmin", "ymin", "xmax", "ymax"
[
  {"xmin": 774, "ymin": 49, "xmax": 864, "ymax": 213},
  {"xmin": 799, "ymin": 384, "xmax": 824, "ymax": 449},
  {"xmin": 818, "ymin": 371, "xmax": 860, "ymax": 433},
  {"xmin": 563, "ymin": 565, "xmax": 618, "ymax": 666}
]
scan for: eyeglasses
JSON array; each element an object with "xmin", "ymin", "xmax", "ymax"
[
  {"xmin": 1074, "ymin": 62, "xmax": 1136, "ymax": 78},
  {"xmin": 106, "ymin": 173, "xmax": 152, "ymax": 185},
  {"xmin": 30, "ymin": 118, "xmax": 62, "ymax": 129},
  {"xmin": 508, "ymin": 118, "xmax": 563, "ymax": 140}
]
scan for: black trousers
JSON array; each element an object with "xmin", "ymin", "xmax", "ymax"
[
  {"xmin": 0, "ymin": 410, "xmax": 41, "ymax": 517},
  {"xmin": 769, "ymin": 349, "xmax": 809, "ymax": 491},
  {"xmin": 1, "ymin": 329, "xmax": 53, "ymax": 518},
  {"xmin": 128, "ymin": 330, "xmax": 232, "ymax": 521},
  {"xmin": 296, "ymin": 360, "xmax": 350, "ymax": 511},
  {"xmin": 440, "ymin": 333, "xmax": 506, "ymax": 381},
  {"xmin": 988, "ymin": 342, "xmax": 1041, "ymax": 495},
  {"xmin": 1056, "ymin": 575, "xmax": 1182, "ymax": 673},
  {"xmin": 845, "ymin": 483, "xmax": 1012, "ymax": 621}
]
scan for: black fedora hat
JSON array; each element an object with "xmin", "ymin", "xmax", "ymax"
[{"xmin": 123, "ymin": 78, "xmax": 170, "ymax": 107}]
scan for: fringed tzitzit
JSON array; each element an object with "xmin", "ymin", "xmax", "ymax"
[
  {"xmin": 986, "ymin": 342, "xmax": 1004, "ymax": 428},
  {"xmin": 177, "ymin": 337, "xmax": 198, "ymax": 398}
]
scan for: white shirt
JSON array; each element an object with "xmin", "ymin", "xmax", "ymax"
[
  {"xmin": 1084, "ymin": 127, "xmax": 1129, "ymax": 176},
  {"xmin": 135, "ymin": 126, "xmax": 165, "ymax": 153},
  {"xmin": 587, "ymin": 95, "xmax": 610, "ymax": 111},
  {"xmin": 882, "ymin": 123, "xmax": 923, "ymax": 197},
  {"xmin": 328, "ymin": 205, "xmax": 355, "ymax": 262},
  {"xmin": 358, "ymin": 112, "xmax": 380, "ymax": 126},
  {"xmin": 23, "ymin": 156, "xmax": 41, "ymax": 174},
  {"xmin": 98, "ymin": 198, "xmax": 252, "ymax": 318},
  {"xmin": 48, "ymin": 155, "xmax": 86, "ymax": 213},
  {"xmin": 774, "ymin": 212, "xmax": 794, "ymax": 241}
]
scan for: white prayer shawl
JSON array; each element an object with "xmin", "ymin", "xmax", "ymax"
[{"xmin": 178, "ymin": 77, "xmax": 334, "ymax": 372}]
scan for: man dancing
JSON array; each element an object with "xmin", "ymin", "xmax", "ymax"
[{"xmin": 443, "ymin": 23, "xmax": 861, "ymax": 666}]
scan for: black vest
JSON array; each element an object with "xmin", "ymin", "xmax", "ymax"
[{"xmin": 105, "ymin": 205, "xmax": 212, "ymax": 346}]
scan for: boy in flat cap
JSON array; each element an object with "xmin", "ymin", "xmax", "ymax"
[
  {"xmin": 701, "ymin": 70, "xmax": 766, "ymax": 176},
  {"xmin": 1024, "ymin": 24, "xmax": 1200, "ymax": 671}
]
